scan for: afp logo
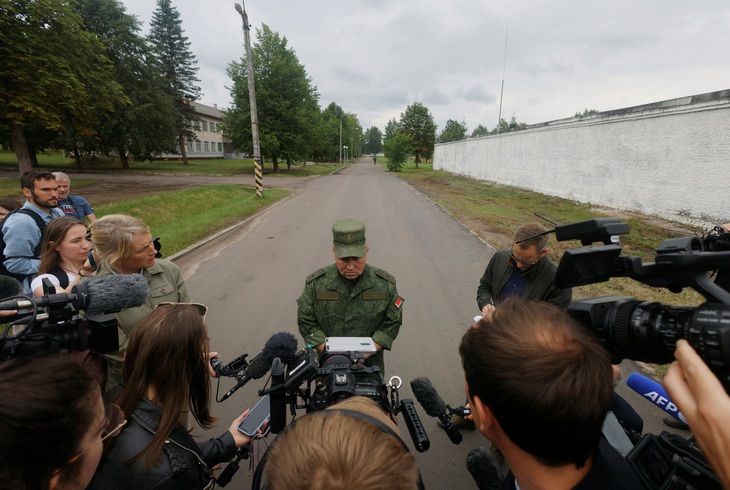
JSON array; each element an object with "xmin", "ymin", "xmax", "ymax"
[{"xmin": 642, "ymin": 390, "xmax": 688, "ymax": 424}]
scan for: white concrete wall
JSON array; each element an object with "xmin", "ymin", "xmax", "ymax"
[{"xmin": 433, "ymin": 92, "xmax": 730, "ymax": 225}]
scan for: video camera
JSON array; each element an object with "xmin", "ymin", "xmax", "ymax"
[
  {"xmin": 548, "ymin": 218, "xmax": 730, "ymax": 392},
  {"xmin": 263, "ymin": 337, "xmax": 430, "ymax": 452},
  {"xmin": 0, "ymin": 284, "xmax": 119, "ymax": 360}
]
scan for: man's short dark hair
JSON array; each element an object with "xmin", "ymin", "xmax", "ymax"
[
  {"xmin": 20, "ymin": 169, "xmax": 56, "ymax": 191},
  {"xmin": 513, "ymin": 222, "xmax": 549, "ymax": 252},
  {"xmin": 459, "ymin": 298, "xmax": 612, "ymax": 468}
]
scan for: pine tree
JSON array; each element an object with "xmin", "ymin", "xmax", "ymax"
[{"xmin": 147, "ymin": 0, "xmax": 201, "ymax": 165}]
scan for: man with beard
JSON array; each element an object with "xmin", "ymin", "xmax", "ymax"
[{"xmin": 1, "ymin": 169, "xmax": 64, "ymax": 293}]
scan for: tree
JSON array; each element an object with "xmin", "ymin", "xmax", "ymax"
[
  {"xmin": 384, "ymin": 118, "xmax": 399, "ymax": 142},
  {"xmin": 471, "ymin": 124, "xmax": 489, "ymax": 138},
  {"xmin": 574, "ymin": 108, "xmax": 600, "ymax": 119},
  {"xmin": 493, "ymin": 115, "xmax": 528, "ymax": 134},
  {"xmin": 225, "ymin": 24, "xmax": 320, "ymax": 172},
  {"xmin": 383, "ymin": 133, "xmax": 411, "ymax": 172},
  {"xmin": 147, "ymin": 0, "xmax": 201, "ymax": 165},
  {"xmin": 399, "ymin": 102, "xmax": 436, "ymax": 168},
  {"xmin": 438, "ymin": 119, "xmax": 468, "ymax": 143},
  {"xmin": 364, "ymin": 126, "xmax": 383, "ymax": 155},
  {"xmin": 0, "ymin": 0, "xmax": 125, "ymax": 173}
]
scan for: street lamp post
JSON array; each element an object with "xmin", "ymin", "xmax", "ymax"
[
  {"xmin": 234, "ymin": 1, "xmax": 263, "ymax": 197},
  {"xmin": 343, "ymin": 145, "xmax": 348, "ymax": 163}
]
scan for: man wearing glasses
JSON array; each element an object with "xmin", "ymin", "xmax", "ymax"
[{"xmin": 476, "ymin": 222, "xmax": 571, "ymax": 317}]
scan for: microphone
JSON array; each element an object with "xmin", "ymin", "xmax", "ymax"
[
  {"xmin": 220, "ymin": 332, "xmax": 298, "ymax": 402},
  {"xmin": 626, "ymin": 372, "xmax": 687, "ymax": 424},
  {"xmin": 0, "ymin": 274, "xmax": 150, "ymax": 316},
  {"xmin": 466, "ymin": 446, "xmax": 503, "ymax": 490},
  {"xmin": 411, "ymin": 376, "xmax": 463, "ymax": 444},
  {"xmin": 269, "ymin": 358, "xmax": 286, "ymax": 433}
]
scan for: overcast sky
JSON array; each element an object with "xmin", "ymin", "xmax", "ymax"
[{"xmin": 119, "ymin": 0, "xmax": 730, "ymax": 133}]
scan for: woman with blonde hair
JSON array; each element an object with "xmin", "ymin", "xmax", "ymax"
[
  {"xmin": 82, "ymin": 214, "xmax": 190, "ymax": 391},
  {"xmin": 30, "ymin": 216, "xmax": 91, "ymax": 297},
  {"xmin": 88, "ymin": 304, "xmax": 254, "ymax": 489}
]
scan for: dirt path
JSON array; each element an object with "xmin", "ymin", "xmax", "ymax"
[{"xmin": 0, "ymin": 171, "xmax": 310, "ymax": 206}]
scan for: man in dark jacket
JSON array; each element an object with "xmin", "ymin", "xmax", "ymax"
[{"xmin": 476, "ymin": 222, "xmax": 571, "ymax": 316}]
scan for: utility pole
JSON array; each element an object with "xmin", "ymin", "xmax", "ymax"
[
  {"xmin": 235, "ymin": 1, "xmax": 263, "ymax": 197},
  {"xmin": 496, "ymin": 21, "xmax": 509, "ymax": 137},
  {"xmin": 339, "ymin": 118, "xmax": 342, "ymax": 164}
]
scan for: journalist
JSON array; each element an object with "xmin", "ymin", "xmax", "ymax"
[
  {"xmin": 88, "ymin": 304, "xmax": 256, "ymax": 489},
  {"xmin": 82, "ymin": 214, "xmax": 190, "ymax": 392},
  {"xmin": 460, "ymin": 298, "xmax": 643, "ymax": 489},
  {"xmin": 0, "ymin": 356, "xmax": 114, "ymax": 490}
]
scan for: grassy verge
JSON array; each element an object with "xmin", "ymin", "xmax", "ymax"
[
  {"xmin": 0, "ymin": 151, "xmax": 342, "ymax": 177},
  {"xmin": 95, "ymin": 185, "xmax": 288, "ymax": 256},
  {"xmin": 392, "ymin": 163, "xmax": 704, "ymax": 307}
]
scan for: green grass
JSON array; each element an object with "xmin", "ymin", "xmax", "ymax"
[
  {"xmin": 95, "ymin": 185, "xmax": 288, "ymax": 256},
  {"xmin": 0, "ymin": 151, "xmax": 343, "ymax": 177}
]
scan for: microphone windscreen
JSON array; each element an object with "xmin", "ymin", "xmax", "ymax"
[
  {"xmin": 466, "ymin": 446, "xmax": 503, "ymax": 490},
  {"xmin": 0, "ymin": 276, "xmax": 22, "ymax": 300},
  {"xmin": 262, "ymin": 332, "xmax": 298, "ymax": 365},
  {"xmin": 82, "ymin": 274, "xmax": 151, "ymax": 315},
  {"xmin": 626, "ymin": 372, "xmax": 686, "ymax": 423},
  {"xmin": 247, "ymin": 352, "xmax": 273, "ymax": 379},
  {"xmin": 411, "ymin": 377, "xmax": 448, "ymax": 417}
]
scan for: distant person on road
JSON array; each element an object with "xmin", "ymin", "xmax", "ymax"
[
  {"xmin": 1, "ymin": 169, "xmax": 64, "ymax": 293},
  {"xmin": 460, "ymin": 299, "xmax": 644, "ymax": 490},
  {"xmin": 373, "ymin": 156, "xmax": 377, "ymax": 165},
  {"xmin": 297, "ymin": 218, "xmax": 404, "ymax": 373},
  {"xmin": 53, "ymin": 172, "xmax": 96, "ymax": 223}
]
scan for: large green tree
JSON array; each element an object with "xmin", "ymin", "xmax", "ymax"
[
  {"xmin": 225, "ymin": 24, "xmax": 320, "ymax": 172},
  {"xmin": 364, "ymin": 126, "xmax": 383, "ymax": 155},
  {"xmin": 76, "ymin": 0, "xmax": 178, "ymax": 168},
  {"xmin": 471, "ymin": 124, "xmax": 489, "ymax": 138},
  {"xmin": 438, "ymin": 119, "xmax": 468, "ymax": 143},
  {"xmin": 384, "ymin": 118, "xmax": 399, "ymax": 142},
  {"xmin": 399, "ymin": 102, "xmax": 436, "ymax": 167},
  {"xmin": 0, "ymin": 0, "xmax": 124, "ymax": 173},
  {"xmin": 147, "ymin": 0, "xmax": 201, "ymax": 165}
]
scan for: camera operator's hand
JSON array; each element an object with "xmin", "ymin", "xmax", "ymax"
[
  {"xmin": 722, "ymin": 223, "xmax": 730, "ymax": 233},
  {"xmin": 663, "ymin": 340, "xmax": 730, "ymax": 489},
  {"xmin": 207, "ymin": 351, "xmax": 219, "ymax": 378}
]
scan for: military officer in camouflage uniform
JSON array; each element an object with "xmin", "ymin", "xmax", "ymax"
[{"xmin": 297, "ymin": 219, "xmax": 404, "ymax": 373}]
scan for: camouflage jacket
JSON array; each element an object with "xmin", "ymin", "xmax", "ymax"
[{"xmin": 297, "ymin": 263, "xmax": 403, "ymax": 372}]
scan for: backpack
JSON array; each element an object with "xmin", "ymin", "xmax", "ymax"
[{"xmin": 0, "ymin": 208, "xmax": 48, "ymax": 283}]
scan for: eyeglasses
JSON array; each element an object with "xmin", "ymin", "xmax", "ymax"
[
  {"xmin": 509, "ymin": 248, "xmax": 543, "ymax": 266},
  {"xmin": 53, "ymin": 404, "xmax": 127, "ymax": 476},
  {"xmin": 155, "ymin": 302, "xmax": 208, "ymax": 322}
]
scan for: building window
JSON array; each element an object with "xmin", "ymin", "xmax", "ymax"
[
  {"xmin": 187, "ymin": 141, "xmax": 193, "ymax": 151},
  {"xmin": 195, "ymin": 140, "xmax": 201, "ymax": 151},
  {"xmin": 204, "ymin": 141, "xmax": 209, "ymax": 152},
  {"xmin": 193, "ymin": 120, "xmax": 200, "ymax": 130},
  {"xmin": 202, "ymin": 121, "xmax": 208, "ymax": 132},
  {"xmin": 209, "ymin": 122, "xmax": 216, "ymax": 132},
  {"xmin": 218, "ymin": 142, "xmax": 223, "ymax": 152}
]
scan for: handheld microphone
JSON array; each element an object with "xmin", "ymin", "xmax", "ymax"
[
  {"xmin": 269, "ymin": 357, "xmax": 286, "ymax": 433},
  {"xmin": 410, "ymin": 376, "xmax": 463, "ymax": 444},
  {"xmin": 219, "ymin": 332, "xmax": 298, "ymax": 402},
  {"xmin": 399, "ymin": 399, "xmax": 430, "ymax": 452},
  {"xmin": 0, "ymin": 274, "xmax": 150, "ymax": 321},
  {"xmin": 626, "ymin": 372, "xmax": 687, "ymax": 424}
]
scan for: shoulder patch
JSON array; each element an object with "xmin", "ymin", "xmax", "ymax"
[
  {"xmin": 374, "ymin": 268, "xmax": 396, "ymax": 284},
  {"xmin": 306, "ymin": 268, "xmax": 327, "ymax": 283}
]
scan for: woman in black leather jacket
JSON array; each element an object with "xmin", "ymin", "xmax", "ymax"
[{"xmin": 88, "ymin": 304, "xmax": 254, "ymax": 489}]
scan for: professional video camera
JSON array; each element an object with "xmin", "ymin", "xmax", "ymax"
[
  {"xmin": 263, "ymin": 336, "xmax": 430, "ymax": 452},
  {"xmin": 0, "ymin": 274, "xmax": 150, "ymax": 360},
  {"xmin": 546, "ymin": 218, "xmax": 730, "ymax": 391}
]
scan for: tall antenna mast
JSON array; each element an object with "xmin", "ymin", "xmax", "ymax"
[{"xmin": 496, "ymin": 21, "xmax": 509, "ymax": 136}]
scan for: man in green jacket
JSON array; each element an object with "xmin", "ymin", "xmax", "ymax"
[
  {"xmin": 477, "ymin": 222, "xmax": 571, "ymax": 316},
  {"xmin": 297, "ymin": 219, "xmax": 404, "ymax": 373}
]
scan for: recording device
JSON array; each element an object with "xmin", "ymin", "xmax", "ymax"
[
  {"xmin": 0, "ymin": 274, "xmax": 150, "ymax": 360},
  {"xmin": 214, "ymin": 332, "xmax": 298, "ymax": 402},
  {"xmin": 547, "ymin": 218, "xmax": 730, "ymax": 391},
  {"xmin": 626, "ymin": 372, "xmax": 687, "ymax": 423},
  {"xmin": 237, "ymin": 394, "xmax": 270, "ymax": 437},
  {"xmin": 410, "ymin": 376, "xmax": 464, "ymax": 445},
  {"xmin": 262, "ymin": 337, "xmax": 430, "ymax": 451}
]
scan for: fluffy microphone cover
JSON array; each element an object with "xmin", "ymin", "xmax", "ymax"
[{"xmin": 83, "ymin": 274, "xmax": 150, "ymax": 315}]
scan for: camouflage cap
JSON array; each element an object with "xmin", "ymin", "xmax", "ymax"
[{"xmin": 332, "ymin": 219, "xmax": 367, "ymax": 258}]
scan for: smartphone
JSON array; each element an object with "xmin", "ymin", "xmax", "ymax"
[{"xmin": 237, "ymin": 394, "xmax": 270, "ymax": 437}]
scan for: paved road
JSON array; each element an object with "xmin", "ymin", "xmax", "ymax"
[{"xmin": 175, "ymin": 157, "xmax": 490, "ymax": 488}]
